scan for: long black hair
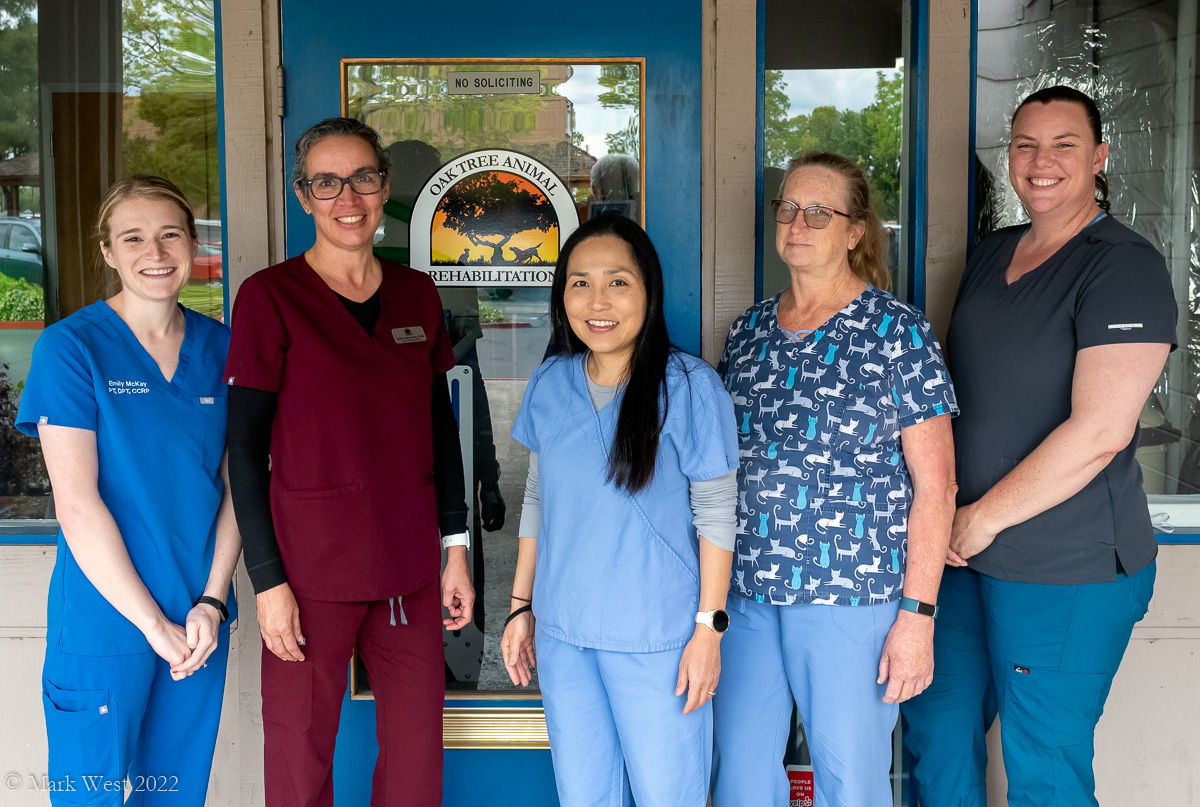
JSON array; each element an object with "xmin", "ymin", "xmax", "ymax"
[
  {"xmin": 549, "ymin": 214, "xmax": 671, "ymax": 494},
  {"xmin": 1013, "ymin": 85, "xmax": 1111, "ymax": 212}
]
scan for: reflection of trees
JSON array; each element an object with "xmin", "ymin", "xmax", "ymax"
[
  {"xmin": 598, "ymin": 64, "xmax": 639, "ymax": 107},
  {"xmin": 121, "ymin": 0, "xmax": 219, "ymax": 215},
  {"xmin": 605, "ymin": 116, "xmax": 640, "ymax": 162},
  {"xmin": 598, "ymin": 64, "xmax": 641, "ymax": 163},
  {"xmin": 123, "ymin": 93, "xmax": 219, "ymax": 215},
  {"xmin": 764, "ymin": 69, "xmax": 903, "ymax": 220},
  {"xmin": 123, "ymin": 0, "xmax": 216, "ymax": 94},
  {"xmin": 439, "ymin": 174, "xmax": 555, "ymax": 263},
  {"xmin": 0, "ymin": 0, "xmax": 37, "ymax": 160}
]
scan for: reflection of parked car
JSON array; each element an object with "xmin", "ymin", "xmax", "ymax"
[
  {"xmin": 0, "ymin": 217, "xmax": 42, "ymax": 285},
  {"xmin": 191, "ymin": 218, "xmax": 223, "ymax": 282},
  {"xmin": 192, "ymin": 241, "xmax": 223, "ymax": 282}
]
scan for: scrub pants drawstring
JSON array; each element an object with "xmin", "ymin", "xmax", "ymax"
[{"xmin": 388, "ymin": 596, "xmax": 408, "ymax": 627}]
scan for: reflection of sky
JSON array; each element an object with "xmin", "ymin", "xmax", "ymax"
[
  {"xmin": 778, "ymin": 62, "xmax": 902, "ymax": 117},
  {"xmin": 566, "ymin": 64, "xmax": 637, "ymax": 160}
]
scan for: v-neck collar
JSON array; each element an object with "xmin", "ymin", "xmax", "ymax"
[
  {"xmin": 1002, "ymin": 213, "xmax": 1110, "ymax": 291},
  {"xmin": 100, "ymin": 300, "xmax": 193, "ymax": 389},
  {"xmin": 770, "ymin": 285, "xmax": 873, "ymax": 344},
  {"xmin": 299, "ymin": 253, "xmax": 388, "ymax": 343},
  {"xmin": 581, "ymin": 352, "xmax": 623, "ymax": 415}
]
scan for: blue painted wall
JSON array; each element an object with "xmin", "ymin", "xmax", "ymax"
[{"xmin": 279, "ymin": 0, "xmax": 705, "ymax": 353}]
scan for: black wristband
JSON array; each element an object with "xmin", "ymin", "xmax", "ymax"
[
  {"xmin": 195, "ymin": 595, "xmax": 229, "ymax": 624},
  {"xmin": 504, "ymin": 604, "xmax": 532, "ymax": 628}
]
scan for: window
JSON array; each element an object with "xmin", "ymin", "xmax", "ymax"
[
  {"xmin": 760, "ymin": 0, "xmax": 910, "ymax": 301},
  {"xmin": 974, "ymin": 0, "xmax": 1200, "ymax": 527},
  {"xmin": 0, "ymin": 0, "xmax": 222, "ymax": 527}
]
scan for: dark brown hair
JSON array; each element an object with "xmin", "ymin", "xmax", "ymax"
[{"xmin": 1012, "ymin": 85, "xmax": 1110, "ymax": 212}]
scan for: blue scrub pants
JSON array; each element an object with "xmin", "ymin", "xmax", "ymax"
[
  {"xmin": 900, "ymin": 563, "xmax": 1155, "ymax": 807},
  {"xmin": 536, "ymin": 627, "xmax": 712, "ymax": 807},
  {"xmin": 711, "ymin": 597, "xmax": 901, "ymax": 807},
  {"xmin": 41, "ymin": 627, "xmax": 231, "ymax": 806}
]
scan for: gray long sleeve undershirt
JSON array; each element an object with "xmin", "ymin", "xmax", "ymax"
[{"xmin": 517, "ymin": 373, "xmax": 738, "ymax": 551}]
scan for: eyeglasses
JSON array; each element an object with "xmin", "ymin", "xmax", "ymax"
[
  {"xmin": 771, "ymin": 200, "xmax": 852, "ymax": 229},
  {"xmin": 298, "ymin": 171, "xmax": 387, "ymax": 200}
]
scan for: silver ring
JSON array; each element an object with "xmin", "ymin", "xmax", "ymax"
[{"xmin": 707, "ymin": 690, "xmax": 716, "ymax": 696}]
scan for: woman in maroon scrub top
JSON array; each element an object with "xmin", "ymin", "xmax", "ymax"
[{"xmin": 224, "ymin": 117, "xmax": 474, "ymax": 807}]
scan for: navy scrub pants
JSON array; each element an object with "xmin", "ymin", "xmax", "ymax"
[
  {"xmin": 41, "ymin": 626, "xmax": 231, "ymax": 806},
  {"xmin": 900, "ymin": 562, "xmax": 1155, "ymax": 807}
]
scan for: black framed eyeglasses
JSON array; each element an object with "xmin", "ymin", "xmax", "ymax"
[
  {"xmin": 771, "ymin": 200, "xmax": 852, "ymax": 229},
  {"xmin": 297, "ymin": 171, "xmax": 387, "ymax": 200}
]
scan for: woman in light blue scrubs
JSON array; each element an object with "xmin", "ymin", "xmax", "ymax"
[
  {"xmin": 501, "ymin": 214, "xmax": 740, "ymax": 807},
  {"xmin": 16, "ymin": 175, "xmax": 241, "ymax": 806}
]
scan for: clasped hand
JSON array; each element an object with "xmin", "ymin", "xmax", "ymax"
[
  {"xmin": 144, "ymin": 604, "xmax": 222, "ymax": 681},
  {"xmin": 946, "ymin": 501, "xmax": 997, "ymax": 566}
]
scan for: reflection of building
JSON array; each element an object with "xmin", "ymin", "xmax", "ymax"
[
  {"xmin": 357, "ymin": 65, "xmax": 598, "ymax": 196},
  {"xmin": 0, "ymin": 153, "xmax": 38, "ymax": 216}
]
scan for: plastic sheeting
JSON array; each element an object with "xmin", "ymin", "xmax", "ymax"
[{"xmin": 976, "ymin": 0, "xmax": 1200, "ymax": 493}]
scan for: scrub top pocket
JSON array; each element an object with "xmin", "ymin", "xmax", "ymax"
[
  {"xmin": 194, "ymin": 393, "xmax": 228, "ymax": 473},
  {"xmin": 42, "ymin": 681, "xmax": 120, "ymax": 803}
]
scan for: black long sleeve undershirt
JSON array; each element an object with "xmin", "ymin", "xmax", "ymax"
[{"xmin": 226, "ymin": 289, "xmax": 469, "ymax": 595}]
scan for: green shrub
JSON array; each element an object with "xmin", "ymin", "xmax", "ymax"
[
  {"xmin": 478, "ymin": 300, "xmax": 507, "ymax": 324},
  {"xmin": 0, "ymin": 274, "xmax": 44, "ymax": 322}
]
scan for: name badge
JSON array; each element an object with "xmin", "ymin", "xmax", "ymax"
[
  {"xmin": 392, "ymin": 326, "xmax": 427, "ymax": 344},
  {"xmin": 199, "ymin": 397, "xmax": 215, "ymax": 405}
]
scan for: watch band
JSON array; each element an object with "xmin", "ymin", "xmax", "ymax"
[
  {"xmin": 440, "ymin": 530, "xmax": 470, "ymax": 550},
  {"xmin": 898, "ymin": 596, "xmax": 938, "ymax": 619},
  {"xmin": 194, "ymin": 595, "xmax": 229, "ymax": 624}
]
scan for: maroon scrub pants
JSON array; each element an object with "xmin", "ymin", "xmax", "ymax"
[{"xmin": 261, "ymin": 579, "xmax": 444, "ymax": 807}]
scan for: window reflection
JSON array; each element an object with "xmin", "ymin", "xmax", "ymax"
[
  {"xmin": 1, "ymin": 0, "xmax": 222, "ymax": 524},
  {"xmin": 973, "ymin": 0, "xmax": 1198, "ymax": 497}
]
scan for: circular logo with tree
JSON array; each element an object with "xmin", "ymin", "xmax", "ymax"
[
  {"xmin": 410, "ymin": 149, "xmax": 580, "ymax": 286},
  {"xmin": 432, "ymin": 172, "xmax": 557, "ymax": 267}
]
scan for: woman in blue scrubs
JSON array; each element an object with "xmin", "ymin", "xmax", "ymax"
[
  {"xmin": 901, "ymin": 86, "xmax": 1175, "ymax": 807},
  {"xmin": 501, "ymin": 214, "xmax": 739, "ymax": 807},
  {"xmin": 16, "ymin": 175, "xmax": 241, "ymax": 805}
]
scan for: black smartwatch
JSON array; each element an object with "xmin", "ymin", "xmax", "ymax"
[
  {"xmin": 195, "ymin": 595, "xmax": 229, "ymax": 624},
  {"xmin": 696, "ymin": 609, "xmax": 730, "ymax": 633},
  {"xmin": 898, "ymin": 597, "xmax": 938, "ymax": 619}
]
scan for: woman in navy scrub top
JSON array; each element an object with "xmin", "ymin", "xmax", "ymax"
[
  {"xmin": 712, "ymin": 153, "xmax": 958, "ymax": 807},
  {"xmin": 224, "ymin": 118, "xmax": 473, "ymax": 807},
  {"xmin": 16, "ymin": 175, "xmax": 241, "ymax": 806},
  {"xmin": 501, "ymin": 215, "xmax": 740, "ymax": 807},
  {"xmin": 901, "ymin": 87, "xmax": 1176, "ymax": 807}
]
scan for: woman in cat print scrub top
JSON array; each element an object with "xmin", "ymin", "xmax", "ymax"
[
  {"xmin": 712, "ymin": 152, "xmax": 958, "ymax": 807},
  {"xmin": 16, "ymin": 174, "xmax": 241, "ymax": 806},
  {"xmin": 501, "ymin": 214, "xmax": 740, "ymax": 807},
  {"xmin": 901, "ymin": 86, "xmax": 1175, "ymax": 807}
]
